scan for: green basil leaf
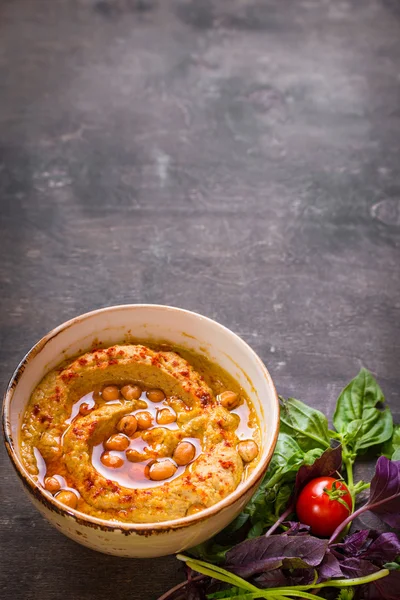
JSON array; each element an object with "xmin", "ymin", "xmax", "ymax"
[
  {"xmin": 242, "ymin": 433, "xmax": 307, "ymax": 535},
  {"xmin": 336, "ymin": 590, "xmax": 355, "ymax": 600},
  {"xmin": 344, "ymin": 419, "xmax": 363, "ymax": 443},
  {"xmin": 269, "ymin": 431, "xmax": 303, "ymax": 463},
  {"xmin": 273, "ymin": 484, "xmax": 293, "ymax": 518},
  {"xmin": 382, "ymin": 424, "xmax": 400, "ymax": 460},
  {"xmin": 188, "ymin": 541, "xmax": 230, "ymax": 563},
  {"xmin": 333, "ymin": 368, "xmax": 393, "ymax": 453},
  {"xmin": 266, "ymin": 432, "xmax": 305, "ymax": 481},
  {"xmin": 355, "ymin": 407, "xmax": 393, "ymax": 452},
  {"xmin": 279, "ymin": 396, "xmax": 331, "ymax": 452},
  {"xmin": 247, "ymin": 521, "xmax": 264, "ymax": 539},
  {"xmin": 222, "ymin": 512, "xmax": 250, "ymax": 535},
  {"xmin": 303, "ymin": 447, "xmax": 325, "ymax": 465},
  {"xmin": 384, "ymin": 562, "xmax": 400, "ymax": 571},
  {"xmin": 245, "ymin": 482, "xmax": 285, "ymax": 527}
]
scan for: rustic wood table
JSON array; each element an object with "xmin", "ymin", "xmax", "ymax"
[{"xmin": 1, "ymin": 1, "xmax": 400, "ymax": 598}]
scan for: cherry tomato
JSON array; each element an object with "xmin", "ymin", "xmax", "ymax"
[{"xmin": 296, "ymin": 477, "xmax": 352, "ymax": 537}]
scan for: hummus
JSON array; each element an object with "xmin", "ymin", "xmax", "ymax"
[{"xmin": 20, "ymin": 344, "xmax": 260, "ymax": 523}]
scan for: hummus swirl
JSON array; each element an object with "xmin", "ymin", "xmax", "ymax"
[{"xmin": 20, "ymin": 344, "xmax": 257, "ymax": 523}]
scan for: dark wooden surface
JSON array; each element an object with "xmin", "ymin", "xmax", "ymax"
[{"xmin": 1, "ymin": 1, "xmax": 400, "ymax": 598}]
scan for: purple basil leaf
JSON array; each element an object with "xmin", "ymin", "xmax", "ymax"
[
  {"xmin": 281, "ymin": 521, "xmax": 311, "ymax": 535},
  {"xmin": 338, "ymin": 556, "xmax": 400, "ymax": 598},
  {"xmin": 255, "ymin": 567, "xmax": 316, "ymax": 589},
  {"xmin": 225, "ymin": 534, "xmax": 328, "ymax": 578},
  {"xmin": 294, "ymin": 445, "xmax": 342, "ymax": 498},
  {"xmin": 363, "ymin": 532, "xmax": 400, "ymax": 566},
  {"xmin": 364, "ymin": 571, "xmax": 400, "ymax": 600},
  {"xmin": 340, "ymin": 557, "xmax": 381, "ymax": 579},
  {"xmin": 317, "ymin": 550, "xmax": 343, "ymax": 581},
  {"xmin": 367, "ymin": 457, "xmax": 400, "ymax": 527},
  {"xmin": 332, "ymin": 530, "xmax": 400, "ymax": 568},
  {"xmin": 332, "ymin": 529, "xmax": 371, "ymax": 556},
  {"xmin": 254, "ymin": 569, "xmax": 291, "ymax": 588}
]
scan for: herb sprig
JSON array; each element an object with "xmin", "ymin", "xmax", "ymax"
[{"xmin": 158, "ymin": 369, "xmax": 400, "ymax": 600}]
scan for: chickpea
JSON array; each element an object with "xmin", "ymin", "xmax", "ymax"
[
  {"xmin": 55, "ymin": 490, "xmax": 78, "ymax": 509},
  {"xmin": 102, "ymin": 385, "xmax": 120, "ymax": 401},
  {"xmin": 104, "ymin": 433, "xmax": 130, "ymax": 451},
  {"xmin": 186, "ymin": 504, "xmax": 206, "ymax": 516},
  {"xmin": 173, "ymin": 441, "xmax": 196, "ymax": 466},
  {"xmin": 147, "ymin": 460, "xmax": 177, "ymax": 481},
  {"xmin": 237, "ymin": 440, "xmax": 259, "ymax": 463},
  {"xmin": 117, "ymin": 415, "xmax": 138, "ymax": 436},
  {"xmin": 101, "ymin": 452, "xmax": 124, "ymax": 469},
  {"xmin": 147, "ymin": 388, "xmax": 166, "ymax": 403},
  {"xmin": 218, "ymin": 391, "xmax": 240, "ymax": 410},
  {"xmin": 79, "ymin": 402, "xmax": 93, "ymax": 416},
  {"xmin": 121, "ymin": 384, "xmax": 142, "ymax": 401},
  {"xmin": 44, "ymin": 476, "xmax": 61, "ymax": 494},
  {"xmin": 156, "ymin": 408, "xmax": 176, "ymax": 425},
  {"xmin": 136, "ymin": 411, "xmax": 153, "ymax": 430}
]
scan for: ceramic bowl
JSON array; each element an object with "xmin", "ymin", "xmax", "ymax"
[{"xmin": 3, "ymin": 305, "xmax": 279, "ymax": 558}]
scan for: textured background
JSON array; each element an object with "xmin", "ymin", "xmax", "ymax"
[{"xmin": 1, "ymin": 1, "xmax": 400, "ymax": 598}]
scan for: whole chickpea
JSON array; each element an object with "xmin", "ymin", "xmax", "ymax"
[
  {"xmin": 147, "ymin": 460, "xmax": 177, "ymax": 481},
  {"xmin": 147, "ymin": 388, "xmax": 166, "ymax": 403},
  {"xmin": 104, "ymin": 433, "xmax": 130, "ymax": 451},
  {"xmin": 101, "ymin": 452, "xmax": 124, "ymax": 469},
  {"xmin": 218, "ymin": 391, "xmax": 239, "ymax": 410},
  {"xmin": 117, "ymin": 415, "xmax": 138, "ymax": 436},
  {"xmin": 121, "ymin": 384, "xmax": 142, "ymax": 401},
  {"xmin": 102, "ymin": 385, "xmax": 120, "ymax": 401},
  {"xmin": 237, "ymin": 440, "xmax": 259, "ymax": 463},
  {"xmin": 172, "ymin": 441, "xmax": 196, "ymax": 466},
  {"xmin": 55, "ymin": 490, "xmax": 78, "ymax": 509},
  {"xmin": 44, "ymin": 476, "xmax": 61, "ymax": 494},
  {"xmin": 136, "ymin": 411, "xmax": 153, "ymax": 430}
]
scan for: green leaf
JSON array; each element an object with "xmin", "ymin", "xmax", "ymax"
[
  {"xmin": 333, "ymin": 368, "xmax": 393, "ymax": 454},
  {"xmin": 274, "ymin": 484, "xmax": 293, "ymax": 518},
  {"xmin": 268, "ymin": 432, "xmax": 305, "ymax": 474},
  {"xmin": 336, "ymin": 589, "xmax": 355, "ymax": 600},
  {"xmin": 222, "ymin": 512, "xmax": 250, "ymax": 535},
  {"xmin": 355, "ymin": 407, "xmax": 393, "ymax": 452},
  {"xmin": 382, "ymin": 424, "xmax": 400, "ymax": 460},
  {"xmin": 247, "ymin": 521, "xmax": 264, "ymax": 539},
  {"xmin": 226, "ymin": 434, "xmax": 304, "ymax": 540},
  {"xmin": 279, "ymin": 397, "xmax": 331, "ymax": 452},
  {"xmin": 344, "ymin": 419, "xmax": 363, "ymax": 443},
  {"xmin": 246, "ymin": 435, "xmax": 303, "ymax": 508},
  {"xmin": 303, "ymin": 448, "xmax": 325, "ymax": 465},
  {"xmin": 188, "ymin": 541, "xmax": 230, "ymax": 563},
  {"xmin": 383, "ymin": 562, "xmax": 400, "ymax": 571}
]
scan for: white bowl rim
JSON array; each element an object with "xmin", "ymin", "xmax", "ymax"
[{"xmin": 2, "ymin": 304, "xmax": 279, "ymax": 533}]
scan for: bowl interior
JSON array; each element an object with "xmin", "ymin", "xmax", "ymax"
[{"xmin": 4, "ymin": 305, "xmax": 279, "ymax": 524}]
